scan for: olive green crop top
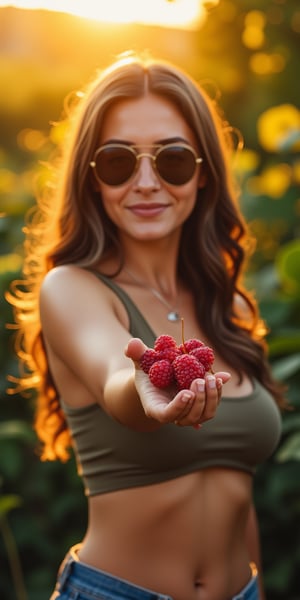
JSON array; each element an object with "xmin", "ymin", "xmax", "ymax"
[{"xmin": 60, "ymin": 273, "xmax": 282, "ymax": 497}]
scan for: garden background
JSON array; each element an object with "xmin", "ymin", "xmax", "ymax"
[{"xmin": 0, "ymin": 1, "xmax": 300, "ymax": 598}]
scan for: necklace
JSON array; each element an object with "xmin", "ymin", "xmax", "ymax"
[{"xmin": 124, "ymin": 268, "xmax": 181, "ymax": 323}]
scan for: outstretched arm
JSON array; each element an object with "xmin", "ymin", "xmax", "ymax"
[{"xmin": 40, "ymin": 266, "xmax": 230, "ymax": 431}]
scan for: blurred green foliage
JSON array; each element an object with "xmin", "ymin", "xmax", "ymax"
[{"xmin": 0, "ymin": 1, "xmax": 299, "ymax": 598}]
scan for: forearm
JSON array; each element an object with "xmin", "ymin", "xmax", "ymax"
[{"xmin": 103, "ymin": 368, "xmax": 160, "ymax": 431}]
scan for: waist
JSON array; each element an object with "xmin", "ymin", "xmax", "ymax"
[
  {"xmin": 52, "ymin": 545, "xmax": 259, "ymax": 600},
  {"xmin": 82, "ymin": 469, "xmax": 252, "ymax": 578}
]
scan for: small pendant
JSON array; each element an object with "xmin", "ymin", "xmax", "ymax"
[{"xmin": 167, "ymin": 311, "xmax": 181, "ymax": 322}]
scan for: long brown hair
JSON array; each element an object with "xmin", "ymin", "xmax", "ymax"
[{"xmin": 7, "ymin": 54, "xmax": 286, "ymax": 461}]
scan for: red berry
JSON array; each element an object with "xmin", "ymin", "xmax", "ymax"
[
  {"xmin": 149, "ymin": 360, "xmax": 175, "ymax": 389},
  {"xmin": 190, "ymin": 346, "xmax": 215, "ymax": 371},
  {"xmin": 140, "ymin": 349, "xmax": 159, "ymax": 374},
  {"xmin": 178, "ymin": 338, "xmax": 205, "ymax": 354},
  {"xmin": 154, "ymin": 334, "xmax": 177, "ymax": 352},
  {"xmin": 157, "ymin": 347, "xmax": 180, "ymax": 363},
  {"xmin": 173, "ymin": 354, "xmax": 205, "ymax": 390}
]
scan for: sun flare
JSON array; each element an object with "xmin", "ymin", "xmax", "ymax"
[{"xmin": 0, "ymin": 0, "xmax": 210, "ymax": 29}]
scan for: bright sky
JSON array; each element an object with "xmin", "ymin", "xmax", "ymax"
[{"xmin": 0, "ymin": 0, "xmax": 210, "ymax": 29}]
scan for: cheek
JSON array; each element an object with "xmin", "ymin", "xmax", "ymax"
[
  {"xmin": 177, "ymin": 181, "xmax": 200, "ymax": 221},
  {"xmin": 101, "ymin": 197, "xmax": 119, "ymax": 222},
  {"xmin": 176, "ymin": 180, "xmax": 199, "ymax": 209},
  {"xmin": 99, "ymin": 186, "xmax": 131, "ymax": 227},
  {"xmin": 98, "ymin": 185, "xmax": 123, "ymax": 211}
]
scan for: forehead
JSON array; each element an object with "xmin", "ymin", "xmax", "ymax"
[{"xmin": 99, "ymin": 93, "xmax": 196, "ymax": 145}]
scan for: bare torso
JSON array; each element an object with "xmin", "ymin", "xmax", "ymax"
[
  {"xmin": 42, "ymin": 266, "xmax": 257, "ymax": 600},
  {"xmin": 79, "ymin": 470, "xmax": 253, "ymax": 600}
]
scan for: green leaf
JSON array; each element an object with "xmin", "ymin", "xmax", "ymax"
[
  {"xmin": 276, "ymin": 240, "xmax": 300, "ymax": 297},
  {"xmin": 0, "ymin": 495, "xmax": 23, "ymax": 517},
  {"xmin": 277, "ymin": 432, "xmax": 300, "ymax": 462},
  {"xmin": 271, "ymin": 353, "xmax": 300, "ymax": 380},
  {"xmin": 0, "ymin": 421, "xmax": 35, "ymax": 443},
  {"xmin": 281, "ymin": 413, "xmax": 300, "ymax": 434},
  {"xmin": 260, "ymin": 299, "xmax": 293, "ymax": 328},
  {"xmin": 269, "ymin": 333, "xmax": 300, "ymax": 355}
]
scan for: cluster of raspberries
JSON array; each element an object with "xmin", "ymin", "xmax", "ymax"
[{"xmin": 139, "ymin": 334, "xmax": 215, "ymax": 390}]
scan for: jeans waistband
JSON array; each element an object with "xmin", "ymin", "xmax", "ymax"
[
  {"xmin": 54, "ymin": 545, "xmax": 258, "ymax": 600},
  {"xmin": 53, "ymin": 544, "xmax": 173, "ymax": 600},
  {"xmin": 232, "ymin": 563, "xmax": 259, "ymax": 600}
]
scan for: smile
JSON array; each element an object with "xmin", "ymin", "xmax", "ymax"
[{"xmin": 127, "ymin": 203, "xmax": 170, "ymax": 217}]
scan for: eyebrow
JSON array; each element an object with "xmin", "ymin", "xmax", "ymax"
[{"xmin": 102, "ymin": 136, "xmax": 190, "ymax": 146}]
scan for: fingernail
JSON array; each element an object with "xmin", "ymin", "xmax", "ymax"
[
  {"xmin": 196, "ymin": 380, "xmax": 205, "ymax": 393},
  {"xmin": 207, "ymin": 375, "xmax": 216, "ymax": 389}
]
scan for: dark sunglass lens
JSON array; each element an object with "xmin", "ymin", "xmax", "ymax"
[
  {"xmin": 157, "ymin": 146, "xmax": 196, "ymax": 185},
  {"xmin": 95, "ymin": 146, "xmax": 136, "ymax": 185}
]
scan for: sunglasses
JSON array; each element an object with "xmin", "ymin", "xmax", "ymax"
[{"xmin": 90, "ymin": 143, "xmax": 203, "ymax": 186}]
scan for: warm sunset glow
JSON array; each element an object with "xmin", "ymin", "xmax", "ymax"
[{"xmin": 0, "ymin": 0, "xmax": 210, "ymax": 29}]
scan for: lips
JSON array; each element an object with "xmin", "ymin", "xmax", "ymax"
[{"xmin": 127, "ymin": 203, "xmax": 169, "ymax": 217}]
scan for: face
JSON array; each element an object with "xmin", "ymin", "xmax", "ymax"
[{"xmin": 93, "ymin": 93, "xmax": 205, "ymax": 243}]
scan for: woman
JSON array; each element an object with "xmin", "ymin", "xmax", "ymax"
[{"xmin": 9, "ymin": 55, "xmax": 285, "ymax": 600}]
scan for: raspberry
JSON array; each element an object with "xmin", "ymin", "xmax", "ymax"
[
  {"xmin": 140, "ymin": 349, "xmax": 159, "ymax": 374},
  {"xmin": 178, "ymin": 338, "xmax": 205, "ymax": 354},
  {"xmin": 190, "ymin": 346, "xmax": 215, "ymax": 371},
  {"xmin": 157, "ymin": 347, "xmax": 180, "ymax": 363},
  {"xmin": 173, "ymin": 354, "xmax": 206, "ymax": 390},
  {"xmin": 148, "ymin": 360, "xmax": 175, "ymax": 389},
  {"xmin": 140, "ymin": 328, "xmax": 214, "ymax": 391},
  {"xmin": 154, "ymin": 334, "xmax": 177, "ymax": 352}
]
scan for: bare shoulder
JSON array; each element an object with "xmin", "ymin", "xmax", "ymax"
[
  {"xmin": 40, "ymin": 265, "xmax": 129, "ymax": 332},
  {"xmin": 41, "ymin": 265, "xmax": 110, "ymax": 304},
  {"xmin": 41, "ymin": 265, "xmax": 99, "ymax": 290}
]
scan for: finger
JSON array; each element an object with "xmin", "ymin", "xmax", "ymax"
[
  {"xmin": 213, "ymin": 371, "xmax": 231, "ymax": 404},
  {"xmin": 216, "ymin": 377, "xmax": 223, "ymax": 404},
  {"xmin": 125, "ymin": 338, "xmax": 148, "ymax": 365},
  {"xmin": 174, "ymin": 379, "xmax": 206, "ymax": 426},
  {"xmin": 214, "ymin": 371, "xmax": 231, "ymax": 384},
  {"xmin": 199, "ymin": 374, "xmax": 219, "ymax": 421},
  {"xmin": 166, "ymin": 390, "xmax": 195, "ymax": 424}
]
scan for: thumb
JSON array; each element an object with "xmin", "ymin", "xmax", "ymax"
[{"xmin": 125, "ymin": 337, "xmax": 148, "ymax": 363}]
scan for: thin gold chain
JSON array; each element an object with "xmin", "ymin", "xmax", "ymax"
[{"xmin": 123, "ymin": 268, "xmax": 181, "ymax": 323}]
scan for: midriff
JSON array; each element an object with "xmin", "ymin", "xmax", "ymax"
[{"xmin": 78, "ymin": 467, "xmax": 254, "ymax": 600}]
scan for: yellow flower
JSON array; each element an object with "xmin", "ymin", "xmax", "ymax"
[
  {"xmin": 233, "ymin": 148, "xmax": 260, "ymax": 173},
  {"xmin": 0, "ymin": 168, "xmax": 17, "ymax": 194},
  {"xmin": 0, "ymin": 253, "xmax": 22, "ymax": 274},
  {"xmin": 247, "ymin": 164, "xmax": 291, "ymax": 198},
  {"xmin": 257, "ymin": 104, "xmax": 300, "ymax": 152}
]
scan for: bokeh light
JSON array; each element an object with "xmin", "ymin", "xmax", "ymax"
[{"xmin": 257, "ymin": 104, "xmax": 300, "ymax": 152}]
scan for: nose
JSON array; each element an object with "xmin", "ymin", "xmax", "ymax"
[{"xmin": 133, "ymin": 155, "xmax": 161, "ymax": 192}]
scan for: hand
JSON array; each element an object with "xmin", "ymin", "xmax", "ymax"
[{"xmin": 125, "ymin": 338, "xmax": 231, "ymax": 428}]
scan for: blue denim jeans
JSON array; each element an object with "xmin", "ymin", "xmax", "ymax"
[
  {"xmin": 50, "ymin": 545, "xmax": 259, "ymax": 600},
  {"xmin": 232, "ymin": 563, "xmax": 259, "ymax": 600}
]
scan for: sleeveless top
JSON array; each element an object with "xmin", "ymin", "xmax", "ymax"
[{"xmin": 60, "ymin": 272, "xmax": 282, "ymax": 497}]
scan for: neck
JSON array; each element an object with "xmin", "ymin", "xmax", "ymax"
[
  {"xmin": 124, "ymin": 263, "xmax": 179, "ymax": 301},
  {"xmin": 122, "ymin": 266, "xmax": 182, "ymax": 323},
  {"xmin": 118, "ymin": 231, "xmax": 181, "ymax": 289}
]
